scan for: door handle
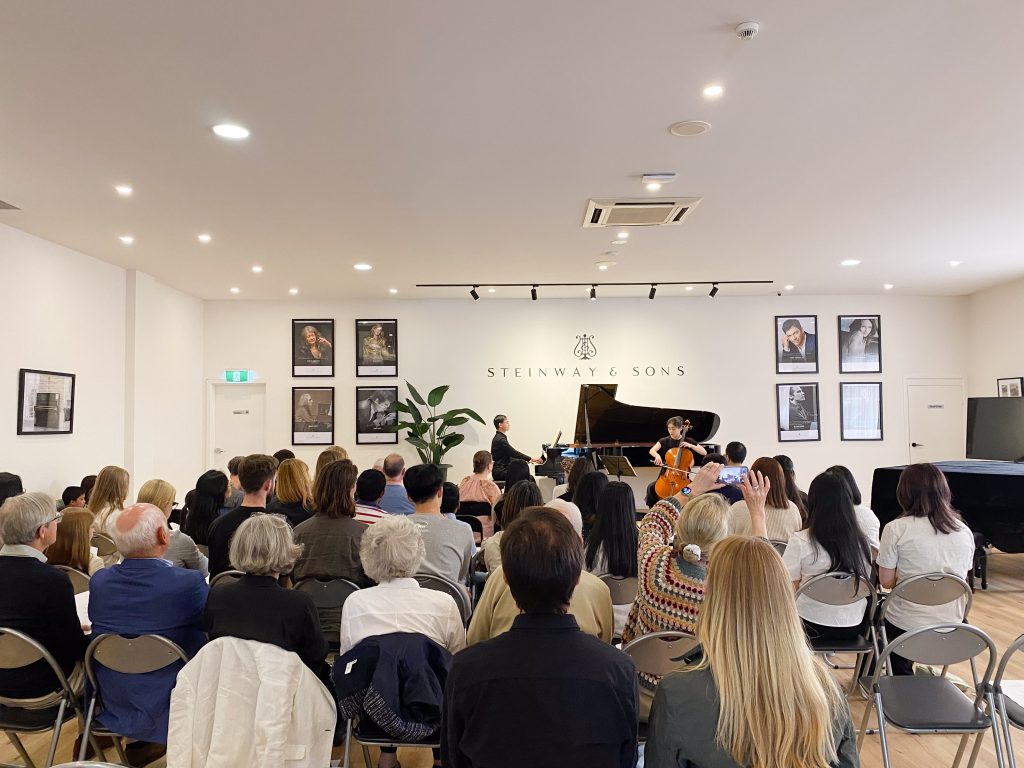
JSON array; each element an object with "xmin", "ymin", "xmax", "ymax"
[
  {"xmin": 214, "ymin": 447, "xmax": 224, "ymax": 454},
  {"xmin": 911, "ymin": 442, "xmax": 924, "ymax": 448}
]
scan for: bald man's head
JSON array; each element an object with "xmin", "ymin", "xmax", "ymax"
[{"xmin": 111, "ymin": 502, "xmax": 170, "ymax": 558}]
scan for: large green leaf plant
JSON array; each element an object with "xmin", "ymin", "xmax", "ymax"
[{"xmin": 393, "ymin": 382, "xmax": 485, "ymax": 465}]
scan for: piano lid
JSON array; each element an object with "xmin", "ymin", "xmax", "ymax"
[{"xmin": 573, "ymin": 384, "xmax": 720, "ymax": 447}]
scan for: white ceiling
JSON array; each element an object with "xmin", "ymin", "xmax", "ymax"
[{"xmin": 2, "ymin": 1, "xmax": 1023, "ymax": 301}]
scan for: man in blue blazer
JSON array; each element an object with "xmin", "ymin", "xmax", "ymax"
[{"xmin": 89, "ymin": 503, "xmax": 208, "ymax": 745}]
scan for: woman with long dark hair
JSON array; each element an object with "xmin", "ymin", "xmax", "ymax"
[
  {"xmin": 825, "ymin": 465, "xmax": 880, "ymax": 550},
  {"xmin": 555, "ymin": 458, "xmax": 595, "ymax": 502},
  {"xmin": 483, "ymin": 480, "xmax": 543, "ymax": 571},
  {"xmin": 585, "ymin": 481, "xmax": 639, "ymax": 636},
  {"xmin": 492, "ymin": 459, "xmax": 535, "ymax": 527},
  {"xmin": 774, "ymin": 453, "xmax": 809, "ymax": 522},
  {"xmin": 182, "ymin": 470, "xmax": 230, "ymax": 546},
  {"xmin": 783, "ymin": 473, "xmax": 872, "ymax": 641},
  {"xmin": 574, "ymin": 471, "xmax": 608, "ymax": 540}
]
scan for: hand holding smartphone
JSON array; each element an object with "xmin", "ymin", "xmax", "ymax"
[{"xmin": 687, "ymin": 466, "xmax": 748, "ymax": 486}]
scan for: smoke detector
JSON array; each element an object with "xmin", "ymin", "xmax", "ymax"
[{"xmin": 735, "ymin": 21, "xmax": 760, "ymax": 39}]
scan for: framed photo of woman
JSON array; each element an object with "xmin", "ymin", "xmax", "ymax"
[
  {"xmin": 292, "ymin": 387, "xmax": 334, "ymax": 445},
  {"xmin": 356, "ymin": 386, "xmax": 399, "ymax": 444},
  {"xmin": 840, "ymin": 382, "xmax": 883, "ymax": 441},
  {"xmin": 838, "ymin": 315, "xmax": 881, "ymax": 373},
  {"xmin": 292, "ymin": 319, "xmax": 335, "ymax": 377},
  {"xmin": 774, "ymin": 316, "xmax": 818, "ymax": 374},
  {"xmin": 355, "ymin": 319, "xmax": 398, "ymax": 377},
  {"xmin": 776, "ymin": 383, "xmax": 821, "ymax": 442}
]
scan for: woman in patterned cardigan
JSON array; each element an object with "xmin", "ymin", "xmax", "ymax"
[{"xmin": 622, "ymin": 463, "xmax": 769, "ymax": 719}]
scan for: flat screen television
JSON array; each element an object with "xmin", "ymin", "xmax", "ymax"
[{"xmin": 966, "ymin": 397, "xmax": 1024, "ymax": 461}]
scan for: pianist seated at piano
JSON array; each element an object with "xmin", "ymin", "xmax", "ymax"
[{"xmin": 490, "ymin": 415, "xmax": 542, "ymax": 482}]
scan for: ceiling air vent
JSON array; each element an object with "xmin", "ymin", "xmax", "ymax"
[
  {"xmin": 582, "ymin": 197, "xmax": 701, "ymax": 228},
  {"xmin": 0, "ymin": 200, "xmax": 20, "ymax": 210}
]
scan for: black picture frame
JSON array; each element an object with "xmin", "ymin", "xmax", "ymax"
[
  {"xmin": 17, "ymin": 368, "xmax": 76, "ymax": 435},
  {"xmin": 355, "ymin": 319, "xmax": 398, "ymax": 377},
  {"xmin": 774, "ymin": 315, "xmax": 818, "ymax": 374},
  {"xmin": 291, "ymin": 386, "xmax": 334, "ymax": 446},
  {"xmin": 840, "ymin": 382, "xmax": 883, "ymax": 441},
  {"xmin": 997, "ymin": 377, "xmax": 1023, "ymax": 398},
  {"xmin": 355, "ymin": 386, "xmax": 400, "ymax": 445},
  {"xmin": 838, "ymin": 315, "xmax": 882, "ymax": 374},
  {"xmin": 776, "ymin": 382, "xmax": 821, "ymax": 442},
  {"xmin": 292, "ymin": 319, "xmax": 335, "ymax": 377}
]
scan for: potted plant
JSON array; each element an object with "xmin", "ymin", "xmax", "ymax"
[{"xmin": 394, "ymin": 382, "xmax": 485, "ymax": 477}]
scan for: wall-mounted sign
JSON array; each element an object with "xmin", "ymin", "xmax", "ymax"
[{"xmin": 224, "ymin": 369, "xmax": 251, "ymax": 383}]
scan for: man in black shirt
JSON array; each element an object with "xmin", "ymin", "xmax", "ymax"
[
  {"xmin": 207, "ymin": 454, "xmax": 276, "ymax": 576},
  {"xmin": 644, "ymin": 416, "xmax": 707, "ymax": 508},
  {"xmin": 490, "ymin": 414, "xmax": 540, "ymax": 482},
  {"xmin": 442, "ymin": 507, "xmax": 638, "ymax": 768}
]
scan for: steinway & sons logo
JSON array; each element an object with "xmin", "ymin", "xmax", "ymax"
[
  {"xmin": 486, "ymin": 331, "xmax": 683, "ymax": 379},
  {"xmin": 574, "ymin": 333, "xmax": 597, "ymax": 360}
]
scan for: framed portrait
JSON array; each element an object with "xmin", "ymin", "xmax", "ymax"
[
  {"xmin": 17, "ymin": 369, "xmax": 75, "ymax": 435},
  {"xmin": 840, "ymin": 382, "xmax": 883, "ymax": 441},
  {"xmin": 356, "ymin": 386, "xmax": 399, "ymax": 444},
  {"xmin": 838, "ymin": 315, "xmax": 882, "ymax": 373},
  {"xmin": 292, "ymin": 319, "xmax": 335, "ymax": 377},
  {"xmin": 776, "ymin": 383, "xmax": 821, "ymax": 442},
  {"xmin": 355, "ymin": 319, "xmax": 398, "ymax": 377},
  {"xmin": 998, "ymin": 377, "xmax": 1023, "ymax": 398},
  {"xmin": 775, "ymin": 315, "xmax": 818, "ymax": 374},
  {"xmin": 292, "ymin": 387, "xmax": 334, "ymax": 445}
]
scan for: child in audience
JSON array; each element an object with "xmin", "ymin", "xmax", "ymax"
[{"xmin": 61, "ymin": 486, "xmax": 86, "ymax": 510}]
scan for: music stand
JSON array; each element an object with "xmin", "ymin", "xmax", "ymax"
[{"xmin": 600, "ymin": 455, "xmax": 637, "ymax": 481}]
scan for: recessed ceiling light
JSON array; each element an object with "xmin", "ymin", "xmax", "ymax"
[
  {"xmin": 840, "ymin": 259, "xmax": 861, "ymax": 267},
  {"xmin": 883, "ymin": 283, "xmax": 894, "ymax": 290},
  {"xmin": 702, "ymin": 84, "xmax": 724, "ymax": 99},
  {"xmin": 784, "ymin": 284, "xmax": 794, "ymax": 291},
  {"xmin": 389, "ymin": 288, "xmax": 399, "ymax": 294},
  {"xmin": 669, "ymin": 120, "xmax": 712, "ymax": 137},
  {"xmin": 353, "ymin": 263, "xmax": 372, "ymax": 271},
  {"xmin": 289, "ymin": 288, "xmax": 299, "ymax": 295},
  {"xmin": 114, "ymin": 185, "xmax": 133, "ymax": 197},
  {"xmin": 197, "ymin": 233, "xmax": 212, "ymax": 244},
  {"xmin": 685, "ymin": 285, "xmax": 694, "ymax": 291},
  {"xmin": 949, "ymin": 260, "xmax": 962, "ymax": 267},
  {"xmin": 645, "ymin": 182, "xmax": 662, "ymax": 191},
  {"xmin": 595, "ymin": 260, "xmax": 617, "ymax": 270},
  {"xmin": 251, "ymin": 265, "xmax": 263, "ymax": 274},
  {"xmin": 230, "ymin": 287, "xmax": 240, "ymax": 294},
  {"xmin": 617, "ymin": 231, "xmax": 629, "ymax": 239},
  {"xmin": 487, "ymin": 288, "xmax": 496, "ymax": 293},
  {"xmin": 611, "ymin": 239, "xmax": 628, "ymax": 246},
  {"xmin": 212, "ymin": 123, "xmax": 250, "ymax": 140},
  {"xmin": 119, "ymin": 235, "xmax": 134, "ymax": 245}
]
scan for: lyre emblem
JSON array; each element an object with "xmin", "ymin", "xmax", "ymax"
[{"xmin": 574, "ymin": 333, "xmax": 597, "ymax": 360}]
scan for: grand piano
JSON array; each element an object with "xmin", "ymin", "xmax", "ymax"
[{"xmin": 537, "ymin": 384, "xmax": 721, "ymax": 479}]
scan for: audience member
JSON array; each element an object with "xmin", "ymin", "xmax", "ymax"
[
  {"xmin": 469, "ymin": 503, "xmax": 612, "ymax": 646},
  {"xmin": 137, "ymin": 479, "xmax": 208, "ymax": 577},
  {"xmin": 89, "ymin": 465, "xmax": 130, "ymax": 536},
  {"xmin": 314, "ymin": 445, "xmax": 349, "ymax": 484},
  {"xmin": 585, "ymin": 481, "xmax": 639, "ymax": 637},
  {"xmin": 46, "ymin": 508, "xmax": 104, "ymax": 575},
  {"xmin": 458, "ymin": 450, "xmax": 500, "ymax": 507},
  {"xmin": 293, "ymin": 460, "xmax": 370, "ymax": 635},
  {"xmin": 226, "ymin": 456, "xmax": 245, "ymax": 508},
  {"xmin": 273, "ymin": 448, "xmax": 296, "ymax": 464},
  {"xmin": 482, "ymin": 480, "xmax": 543, "ymax": 571},
  {"xmin": 724, "ymin": 441, "xmax": 746, "ymax": 467},
  {"xmin": 623, "ymin": 464, "xmax": 768, "ymax": 719},
  {"xmin": 379, "ymin": 453, "xmax": 414, "ymax": 515},
  {"xmin": 61, "ymin": 485, "xmax": 86, "ymax": 509},
  {"xmin": 0, "ymin": 473, "xmax": 24, "ymax": 512},
  {"xmin": 646, "ymin": 536, "xmax": 858, "ymax": 768},
  {"xmin": 372, "ymin": 456, "xmax": 386, "ymax": 472},
  {"xmin": 204, "ymin": 514, "xmax": 329, "ymax": 684},
  {"xmin": 444, "ymin": 507, "xmax": 637, "ymax": 768},
  {"xmin": 80, "ymin": 474, "xmax": 97, "ymax": 505},
  {"xmin": 208, "ymin": 455, "xmax": 276, "ymax": 577},
  {"xmin": 354, "ymin": 468, "xmax": 389, "ymax": 524},
  {"xmin": 491, "ymin": 458, "xmax": 534, "ymax": 524},
  {"xmin": 441, "ymin": 481, "xmax": 464, "ymax": 521},
  {"xmin": 406, "ymin": 464, "xmax": 475, "ymax": 586},
  {"xmin": 89, "ymin": 503, "xmax": 207, "ymax": 745},
  {"xmin": 783, "ymin": 473, "xmax": 872, "ymax": 641},
  {"xmin": 876, "ymin": 463, "xmax": 975, "ymax": 675},
  {"xmin": 181, "ymin": 470, "xmax": 230, "ymax": 547},
  {"xmin": 826, "ymin": 464, "xmax": 881, "ymax": 549},
  {"xmin": 0, "ymin": 493, "xmax": 88, "ymax": 700},
  {"xmin": 573, "ymin": 471, "xmax": 608, "ymax": 540},
  {"xmin": 266, "ymin": 458, "xmax": 315, "ymax": 527},
  {"xmin": 729, "ymin": 457, "xmax": 801, "ymax": 542},
  {"xmin": 553, "ymin": 457, "xmax": 595, "ymax": 502},
  {"xmin": 701, "ymin": 453, "xmax": 742, "ymax": 504},
  {"xmin": 774, "ymin": 453, "xmax": 810, "ymax": 521}
]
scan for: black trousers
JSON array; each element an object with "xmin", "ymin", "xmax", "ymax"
[
  {"xmin": 882, "ymin": 620, "xmax": 916, "ymax": 676},
  {"xmin": 802, "ymin": 618, "xmax": 869, "ymax": 643}
]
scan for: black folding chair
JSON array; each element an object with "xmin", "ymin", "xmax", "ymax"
[
  {"xmin": 621, "ymin": 631, "xmax": 700, "ymax": 743},
  {"xmin": 294, "ymin": 578, "xmax": 361, "ymax": 652},
  {"xmin": 992, "ymin": 631, "xmax": 1024, "ymax": 767},
  {"xmin": 51, "ymin": 567, "xmax": 90, "ymax": 596},
  {"xmin": 455, "ymin": 515, "xmax": 484, "ymax": 546},
  {"xmin": 414, "ymin": 573, "xmax": 472, "ymax": 626}
]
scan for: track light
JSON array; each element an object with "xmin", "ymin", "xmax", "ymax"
[
  {"xmin": 470, "ymin": 285, "xmax": 480, "ymax": 301},
  {"xmin": 590, "ymin": 285, "xmax": 597, "ymax": 301},
  {"xmin": 649, "ymin": 284, "xmax": 657, "ymax": 300},
  {"xmin": 708, "ymin": 283, "xmax": 719, "ymax": 298},
  {"xmin": 531, "ymin": 285, "xmax": 538, "ymax": 301}
]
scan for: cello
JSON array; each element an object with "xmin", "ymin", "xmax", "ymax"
[{"xmin": 653, "ymin": 419, "xmax": 695, "ymax": 500}]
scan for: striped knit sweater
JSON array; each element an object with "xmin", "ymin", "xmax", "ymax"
[{"xmin": 621, "ymin": 495, "xmax": 706, "ymax": 690}]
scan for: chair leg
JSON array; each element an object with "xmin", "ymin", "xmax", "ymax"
[
  {"xmin": 112, "ymin": 737, "xmax": 130, "ymax": 766},
  {"xmin": 42, "ymin": 699, "xmax": 67, "ymax": 768},
  {"xmin": 951, "ymin": 733, "xmax": 971, "ymax": 768},
  {"xmin": 875, "ymin": 693, "xmax": 893, "ymax": 768},
  {"xmin": 343, "ymin": 719, "xmax": 352, "ymax": 768},
  {"xmin": 987, "ymin": 689, "xmax": 1008, "ymax": 768},
  {"xmin": 361, "ymin": 744, "xmax": 373, "ymax": 768},
  {"xmin": 4, "ymin": 731, "xmax": 37, "ymax": 768},
  {"xmin": 857, "ymin": 697, "xmax": 874, "ymax": 747},
  {"xmin": 1000, "ymin": 704, "xmax": 1018, "ymax": 768}
]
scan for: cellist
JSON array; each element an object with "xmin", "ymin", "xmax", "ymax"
[{"xmin": 644, "ymin": 416, "xmax": 707, "ymax": 508}]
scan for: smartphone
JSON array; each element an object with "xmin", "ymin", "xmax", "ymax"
[{"xmin": 717, "ymin": 466, "xmax": 748, "ymax": 486}]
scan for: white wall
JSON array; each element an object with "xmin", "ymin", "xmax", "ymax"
[
  {"xmin": 203, "ymin": 293, "xmax": 970, "ymax": 505},
  {"xmin": 968, "ymin": 276, "xmax": 1024, "ymax": 397},
  {"xmin": 0, "ymin": 224, "xmax": 127, "ymax": 496}
]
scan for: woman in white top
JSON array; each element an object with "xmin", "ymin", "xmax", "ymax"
[
  {"xmin": 876, "ymin": 463, "xmax": 975, "ymax": 676},
  {"xmin": 825, "ymin": 464, "xmax": 880, "ymax": 550},
  {"xmin": 729, "ymin": 457, "xmax": 802, "ymax": 542},
  {"xmin": 784, "ymin": 473, "xmax": 872, "ymax": 641},
  {"xmin": 584, "ymin": 481, "xmax": 638, "ymax": 637}
]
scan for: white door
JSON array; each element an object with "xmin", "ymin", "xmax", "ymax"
[
  {"xmin": 209, "ymin": 383, "xmax": 267, "ymax": 473},
  {"xmin": 905, "ymin": 380, "xmax": 965, "ymax": 464}
]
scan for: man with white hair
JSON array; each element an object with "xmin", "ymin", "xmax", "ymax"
[
  {"xmin": 89, "ymin": 503, "xmax": 208, "ymax": 749},
  {"xmin": 0, "ymin": 492, "xmax": 88, "ymax": 700}
]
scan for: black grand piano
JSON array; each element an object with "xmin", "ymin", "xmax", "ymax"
[{"xmin": 537, "ymin": 384, "xmax": 721, "ymax": 480}]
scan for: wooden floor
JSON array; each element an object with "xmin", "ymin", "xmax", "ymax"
[{"xmin": 5, "ymin": 552, "xmax": 1024, "ymax": 768}]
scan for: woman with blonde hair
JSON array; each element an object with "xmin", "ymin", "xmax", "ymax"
[
  {"xmin": 315, "ymin": 445, "xmax": 349, "ymax": 482},
  {"xmin": 46, "ymin": 509, "xmax": 104, "ymax": 575},
  {"xmin": 646, "ymin": 535, "xmax": 858, "ymax": 768},
  {"xmin": 266, "ymin": 458, "xmax": 315, "ymax": 527},
  {"xmin": 137, "ymin": 479, "xmax": 208, "ymax": 576},
  {"xmin": 89, "ymin": 465, "xmax": 129, "ymax": 535}
]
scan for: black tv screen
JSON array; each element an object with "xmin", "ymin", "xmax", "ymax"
[{"xmin": 966, "ymin": 397, "xmax": 1024, "ymax": 461}]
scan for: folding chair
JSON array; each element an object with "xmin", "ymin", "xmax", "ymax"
[
  {"xmin": 52, "ymin": 763, "xmax": 126, "ymax": 767},
  {"xmin": 78, "ymin": 634, "xmax": 190, "ymax": 764},
  {"xmin": 88, "ymin": 536, "xmax": 116, "ymax": 560},
  {"xmin": 795, "ymin": 571, "xmax": 878, "ymax": 692},
  {"xmin": 208, "ymin": 570, "xmax": 245, "ymax": 589},
  {"xmin": 455, "ymin": 515, "xmax": 484, "ymax": 546},
  {"xmin": 599, "ymin": 575, "xmax": 638, "ymax": 606},
  {"xmin": 0, "ymin": 627, "xmax": 93, "ymax": 768},
  {"xmin": 621, "ymin": 631, "xmax": 700, "ymax": 743},
  {"xmin": 992, "ymin": 632, "xmax": 1024, "ymax": 768},
  {"xmin": 342, "ymin": 717, "xmax": 439, "ymax": 768},
  {"xmin": 769, "ymin": 540, "xmax": 788, "ymax": 557},
  {"xmin": 52, "ymin": 567, "xmax": 90, "ymax": 596},
  {"xmin": 857, "ymin": 623, "xmax": 1004, "ymax": 768},
  {"xmin": 294, "ymin": 578, "xmax": 361, "ymax": 652},
  {"xmin": 414, "ymin": 573, "xmax": 472, "ymax": 625}
]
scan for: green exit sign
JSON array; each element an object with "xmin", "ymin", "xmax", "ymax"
[{"xmin": 224, "ymin": 369, "xmax": 251, "ymax": 383}]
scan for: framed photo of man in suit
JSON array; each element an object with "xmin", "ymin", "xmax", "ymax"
[
  {"xmin": 775, "ymin": 316, "xmax": 818, "ymax": 374},
  {"xmin": 356, "ymin": 387, "xmax": 399, "ymax": 444},
  {"xmin": 777, "ymin": 383, "xmax": 821, "ymax": 442}
]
